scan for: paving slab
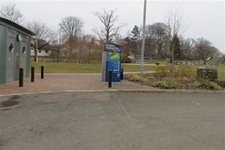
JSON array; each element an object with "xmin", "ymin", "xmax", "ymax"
[
  {"xmin": 0, "ymin": 73, "xmax": 153, "ymax": 96},
  {"xmin": 0, "ymin": 73, "xmax": 224, "ymax": 96}
]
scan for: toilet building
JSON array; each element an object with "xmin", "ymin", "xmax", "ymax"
[{"xmin": 0, "ymin": 17, "xmax": 35, "ymax": 84}]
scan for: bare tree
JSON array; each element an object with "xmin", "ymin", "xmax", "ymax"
[
  {"xmin": 26, "ymin": 21, "xmax": 56, "ymax": 62},
  {"xmin": 59, "ymin": 16, "xmax": 84, "ymax": 56},
  {"xmin": 0, "ymin": 3, "xmax": 24, "ymax": 24},
  {"xmin": 166, "ymin": 8, "xmax": 185, "ymax": 37},
  {"xmin": 165, "ymin": 7, "xmax": 186, "ymax": 76},
  {"xmin": 93, "ymin": 9, "xmax": 126, "ymax": 42},
  {"xmin": 180, "ymin": 38, "xmax": 196, "ymax": 60},
  {"xmin": 148, "ymin": 23, "xmax": 170, "ymax": 59},
  {"xmin": 59, "ymin": 16, "xmax": 83, "ymax": 40},
  {"xmin": 193, "ymin": 38, "xmax": 219, "ymax": 65}
]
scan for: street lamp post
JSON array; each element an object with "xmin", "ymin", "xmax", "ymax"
[{"xmin": 140, "ymin": 0, "xmax": 147, "ymax": 75}]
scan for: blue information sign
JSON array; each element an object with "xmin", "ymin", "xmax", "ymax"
[
  {"xmin": 104, "ymin": 43, "xmax": 122, "ymax": 52},
  {"xmin": 103, "ymin": 42, "xmax": 122, "ymax": 82},
  {"xmin": 108, "ymin": 61, "xmax": 120, "ymax": 72}
]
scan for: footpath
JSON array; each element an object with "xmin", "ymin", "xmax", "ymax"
[
  {"xmin": 0, "ymin": 73, "xmax": 224, "ymax": 96},
  {"xmin": 0, "ymin": 73, "xmax": 151, "ymax": 96}
]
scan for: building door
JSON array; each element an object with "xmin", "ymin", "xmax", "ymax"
[{"xmin": 6, "ymin": 36, "xmax": 16, "ymax": 82}]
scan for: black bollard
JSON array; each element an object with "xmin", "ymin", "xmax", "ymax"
[
  {"xmin": 31, "ymin": 67, "xmax": 35, "ymax": 82},
  {"xmin": 121, "ymin": 68, "xmax": 124, "ymax": 80},
  {"xmin": 19, "ymin": 68, "xmax": 23, "ymax": 87},
  {"xmin": 41, "ymin": 66, "xmax": 44, "ymax": 79},
  {"xmin": 108, "ymin": 70, "xmax": 112, "ymax": 88}
]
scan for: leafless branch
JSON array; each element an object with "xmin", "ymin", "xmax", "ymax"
[
  {"xmin": 0, "ymin": 3, "xmax": 24, "ymax": 24},
  {"xmin": 93, "ymin": 9, "xmax": 127, "ymax": 42}
]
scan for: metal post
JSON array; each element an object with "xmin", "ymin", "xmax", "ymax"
[
  {"xmin": 41, "ymin": 66, "xmax": 44, "ymax": 79},
  {"xmin": 31, "ymin": 67, "xmax": 35, "ymax": 82},
  {"xmin": 19, "ymin": 68, "xmax": 23, "ymax": 87},
  {"xmin": 121, "ymin": 68, "xmax": 124, "ymax": 80},
  {"xmin": 108, "ymin": 70, "xmax": 112, "ymax": 88},
  {"xmin": 140, "ymin": 0, "xmax": 147, "ymax": 75}
]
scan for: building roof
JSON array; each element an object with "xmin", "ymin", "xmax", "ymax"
[{"xmin": 0, "ymin": 16, "xmax": 35, "ymax": 36}]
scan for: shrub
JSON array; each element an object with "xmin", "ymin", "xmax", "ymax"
[
  {"xmin": 128, "ymin": 74, "xmax": 147, "ymax": 83},
  {"xmin": 152, "ymin": 81, "xmax": 183, "ymax": 89},
  {"xmin": 174, "ymin": 66, "xmax": 196, "ymax": 77},
  {"xmin": 154, "ymin": 65, "xmax": 196, "ymax": 78},
  {"xmin": 189, "ymin": 81, "xmax": 223, "ymax": 90},
  {"xmin": 154, "ymin": 66, "xmax": 171, "ymax": 77}
]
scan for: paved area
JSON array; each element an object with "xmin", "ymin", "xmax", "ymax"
[
  {"xmin": 0, "ymin": 73, "xmax": 225, "ymax": 96},
  {"xmin": 0, "ymin": 73, "xmax": 155, "ymax": 96},
  {"xmin": 0, "ymin": 92, "xmax": 224, "ymax": 150}
]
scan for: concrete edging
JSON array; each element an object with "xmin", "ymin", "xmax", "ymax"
[{"xmin": 0, "ymin": 89, "xmax": 224, "ymax": 97}]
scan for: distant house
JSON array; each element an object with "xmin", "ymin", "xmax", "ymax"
[
  {"xmin": 0, "ymin": 17, "xmax": 35, "ymax": 84},
  {"xmin": 30, "ymin": 48, "xmax": 51, "ymax": 57},
  {"xmin": 30, "ymin": 40, "xmax": 59, "ymax": 61}
]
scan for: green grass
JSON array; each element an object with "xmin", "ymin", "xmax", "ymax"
[
  {"xmin": 30, "ymin": 62, "xmax": 225, "ymax": 81},
  {"xmin": 218, "ymin": 72, "xmax": 225, "ymax": 80},
  {"xmin": 31, "ymin": 62, "xmax": 159, "ymax": 73},
  {"xmin": 122, "ymin": 65, "xmax": 160, "ymax": 72},
  {"xmin": 31, "ymin": 62, "xmax": 102, "ymax": 73}
]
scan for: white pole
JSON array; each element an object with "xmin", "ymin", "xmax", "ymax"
[
  {"xmin": 36, "ymin": 34, "xmax": 38, "ymax": 63},
  {"xmin": 140, "ymin": 0, "xmax": 147, "ymax": 75}
]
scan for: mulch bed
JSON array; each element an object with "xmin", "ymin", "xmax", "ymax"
[{"xmin": 124, "ymin": 74, "xmax": 201, "ymax": 90}]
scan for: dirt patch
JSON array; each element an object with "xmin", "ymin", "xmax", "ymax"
[
  {"xmin": 8, "ymin": 95, "xmax": 21, "ymax": 101},
  {"xmin": 0, "ymin": 95, "xmax": 20, "ymax": 108},
  {"xmin": 1, "ymin": 100, "xmax": 20, "ymax": 108}
]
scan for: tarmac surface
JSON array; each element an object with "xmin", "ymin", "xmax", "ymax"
[
  {"xmin": 0, "ymin": 73, "xmax": 224, "ymax": 96},
  {"xmin": 0, "ymin": 73, "xmax": 224, "ymax": 150},
  {"xmin": 0, "ymin": 92, "xmax": 224, "ymax": 150}
]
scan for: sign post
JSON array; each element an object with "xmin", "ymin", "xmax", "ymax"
[{"xmin": 102, "ymin": 42, "xmax": 122, "ymax": 83}]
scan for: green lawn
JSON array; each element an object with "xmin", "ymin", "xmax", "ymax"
[
  {"xmin": 30, "ymin": 62, "xmax": 225, "ymax": 80},
  {"xmin": 31, "ymin": 62, "xmax": 158, "ymax": 73},
  {"xmin": 211, "ymin": 64, "xmax": 225, "ymax": 80},
  {"xmin": 31, "ymin": 62, "xmax": 102, "ymax": 73},
  {"xmin": 218, "ymin": 72, "xmax": 225, "ymax": 80}
]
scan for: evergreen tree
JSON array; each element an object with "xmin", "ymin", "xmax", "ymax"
[
  {"xmin": 171, "ymin": 34, "xmax": 181, "ymax": 60},
  {"xmin": 129, "ymin": 25, "xmax": 141, "ymax": 55},
  {"xmin": 131, "ymin": 25, "xmax": 140, "ymax": 40}
]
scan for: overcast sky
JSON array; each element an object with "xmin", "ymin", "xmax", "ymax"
[{"xmin": 1, "ymin": 0, "xmax": 224, "ymax": 53}]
